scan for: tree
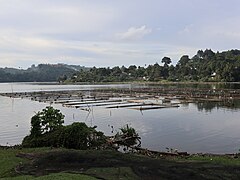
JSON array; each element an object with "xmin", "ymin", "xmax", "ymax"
[
  {"xmin": 197, "ymin": 50, "xmax": 204, "ymax": 58},
  {"xmin": 149, "ymin": 63, "xmax": 162, "ymax": 81},
  {"xmin": 67, "ymin": 49, "xmax": 240, "ymax": 82},
  {"xmin": 111, "ymin": 66, "xmax": 122, "ymax": 76},
  {"xmin": 30, "ymin": 113, "xmax": 42, "ymax": 137},
  {"xmin": 161, "ymin": 57, "xmax": 172, "ymax": 67},
  {"xmin": 40, "ymin": 106, "xmax": 64, "ymax": 133},
  {"xmin": 161, "ymin": 57, "xmax": 171, "ymax": 79},
  {"xmin": 178, "ymin": 55, "xmax": 190, "ymax": 66},
  {"xmin": 203, "ymin": 49, "xmax": 215, "ymax": 59},
  {"xmin": 30, "ymin": 106, "xmax": 64, "ymax": 135}
]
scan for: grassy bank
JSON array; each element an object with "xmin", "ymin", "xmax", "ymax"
[
  {"xmin": 0, "ymin": 147, "xmax": 97, "ymax": 180},
  {"xmin": 1, "ymin": 147, "xmax": 240, "ymax": 180}
]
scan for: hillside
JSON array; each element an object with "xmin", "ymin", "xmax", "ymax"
[{"xmin": 0, "ymin": 64, "xmax": 88, "ymax": 82}]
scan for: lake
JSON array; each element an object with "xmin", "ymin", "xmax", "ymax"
[{"xmin": 1, "ymin": 82, "xmax": 240, "ymax": 154}]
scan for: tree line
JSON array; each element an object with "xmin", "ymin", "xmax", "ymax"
[
  {"xmin": 0, "ymin": 64, "xmax": 86, "ymax": 82},
  {"xmin": 69, "ymin": 49, "xmax": 240, "ymax": 82}
]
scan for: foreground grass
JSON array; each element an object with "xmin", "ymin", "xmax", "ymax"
[
  {"xmin": 0, "ymin": 147, "xmax": 52, "ymax": 178},
  {"xmin": 184, "ymin": 154, "xmax": 240, "ymax": 166},
  {"xmin": 0, "ymin": 147, "xmax": 137, "ymax": 179},
  {"xmin": 0, "ymin": 147, "xmax": 97, "ymax": 179},
  {"xmin": 3, "ymin": 173, "xmax": 97, "ymax": 180},
  {"xmin": 1, "ymin": 147, "xmax": 240, "ymax": 180}
]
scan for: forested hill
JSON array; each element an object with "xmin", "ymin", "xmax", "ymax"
[
  {"xmin": 0, "ymin": 64, "xmax": 87, "ymax": 82},
  {"xmin": 69, "ymin": 49, "xmax": 240, "ymax": 83}
]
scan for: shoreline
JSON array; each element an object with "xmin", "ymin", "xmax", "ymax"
[{"xmin": 0, "ymin": 145, "xmax": 239, "ymax": 157}]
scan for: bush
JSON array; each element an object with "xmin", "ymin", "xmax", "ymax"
[
  {"xmin": 60, "ymin": 122, "xmax": 106, "ymax": 149},
  {"xmin": 114, "ymin": 124, "xmax": 141, "ymax": 147},
  {"xmin": 22, "ymin": 126, "xmax": 65, "ymax": 148},
  {"xmin": 22, "ymin": 107, "xmax": 106, "ymax": 150}
]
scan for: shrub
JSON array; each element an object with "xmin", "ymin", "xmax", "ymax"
[
  {"xmin": 22, "ymin": 107, "xmax": 106, "ymax": 149},
  {"xmin": 60, "ymin": 122, "xmax": 106, "ymax": 149},
  {"xmin": 114, "ymin": 124, "xmax": 141, "ymax": 147}
]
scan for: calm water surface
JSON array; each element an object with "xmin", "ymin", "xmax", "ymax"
[{"xmin": 1, "ymin": 82, "xmax": 240, "ymax": 154}]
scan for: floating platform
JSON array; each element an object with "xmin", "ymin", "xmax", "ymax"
[
  {"xmin": 1, "ymin": 86, "xmax": 238, "ymax": 111},
  {"xmin": 131, "ymin": 104, "xmax": 180, "ymax": 111}
]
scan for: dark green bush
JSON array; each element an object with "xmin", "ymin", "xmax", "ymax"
[
  {"xmin": 22, "ymin": 119, "xmax": 106, "ymax": 149},
  {"xmin": 60, "ymin": 122, "xmax": 106, "ymax": 149},
  {"xmin": 22, "ymin": 126, "xmax": 65, "ymax": 148}
]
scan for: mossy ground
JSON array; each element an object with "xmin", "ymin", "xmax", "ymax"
[{"xmin": 1, "ymin": 147, "xmax": 240, "ymax": 180}]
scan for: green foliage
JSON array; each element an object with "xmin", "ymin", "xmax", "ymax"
[
  {"xmin": 22, "ymin": 108, "xmax": 106, "ymax": 150},
  {"xmin": 119, "ymin": 124, "xmax": 137, "ymax": 137},
  {"xmin": 30, "ymin": 114, "xmax": 42, "ymax": 137},
  {"xmin": 23, "ymin": 106, "xmax": 65, "ymax": 147},
  {"xmin": 61, "ymin": 123, "xmax": 106, "ymax": 150},
  {"xmin": 22, "ymin": 127, "xmax": 65, "ymax": 148},
  {"xmin": 30, "ymin": 106, "xmax": 64, "ymax": 136},
  {"xmin": 162, "ymin": 56, "xmax": 172, "ymax": 66},
  {"xmin": 40, "ymin": 106, "xmax": 64, "ymax": 133},
  {"xmin": 69, "ymin": 49, "xmax": 240, "ymax": 82},
  {"xmin": 115, "ymin": 125, "xmax": 140, "ymax": 147},
  {"xmin": 0, "ymin": 63, "xmax": 87, "ymax": 82}
]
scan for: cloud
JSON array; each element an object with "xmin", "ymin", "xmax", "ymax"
[
  {"xmin": 0, "ymin": 0, "xmax": 240, "ymax": 68},
  {"xmin": 0, "ymin": 1, "xmax": 118, "ymax": 34},
  {"xmin": 0, "ymin": 29, "xmax": 196, "ymax": 68},
  {"xmin": 116, "ymin": 25, "xmax": 152, "ymax": 40}
]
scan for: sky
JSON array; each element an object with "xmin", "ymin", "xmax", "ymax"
[{"xmin": 0, "ymin": 0, "xmax": 239, "ymax": 68}]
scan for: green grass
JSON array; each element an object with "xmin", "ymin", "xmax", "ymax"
[
  {"xmin": 2, "ymin": 173, "xmax": 97, "ymax": 180},
  {"xmin": 0, "ymin": 147, "xmax": 55, "ymax": 178},
  {"xmin": 2, "ymin": 147, "xmax": 240, "ymax": 180},
  {"xmin": 0, "ymin": 148, "xmax": 22, "ymax": 177},
  {"xmin": 0, "ymin": 148, "xmax": 138, "ymax": 180},
  {"xmin": 86, "ymin": 167, "xmax": 138, "ymax": 180},
  {"xmin": 183, "ymin": 154, "xmax": 240, "ymax": 166}
]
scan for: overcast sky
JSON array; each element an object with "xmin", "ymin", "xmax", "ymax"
[{"xmin": 0, "ymin": 0, "xmax": 239, "ymax": 68}]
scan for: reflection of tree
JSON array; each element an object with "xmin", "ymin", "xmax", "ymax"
[
  {"xmin": 197, "ymin": 102, "xmax": 218, "ymax": 112},
  {"xmin": 196, "ymin": 100, "xmax": 240, "ymax": 112},
  {"xmin": 148, "ymin": 83, "xmax": 240, "ymax": 90}
]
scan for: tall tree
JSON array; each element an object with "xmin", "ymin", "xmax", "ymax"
[{"xmin": 161, "ymin": 57, "xmax": 172, "ymax": 67}]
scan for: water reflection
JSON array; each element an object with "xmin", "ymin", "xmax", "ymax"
[
  {"xmin": 196, "ymin": 100, "xmax": 240, "ymax": 112},
  {"xmin": 145, "ymin": 82, "xmax": 240, "ymax": 89}
]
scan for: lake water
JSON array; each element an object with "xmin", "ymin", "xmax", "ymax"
[{"xmin": 1, "ymin": 82, "xmax": 240, "ymax": 154}]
